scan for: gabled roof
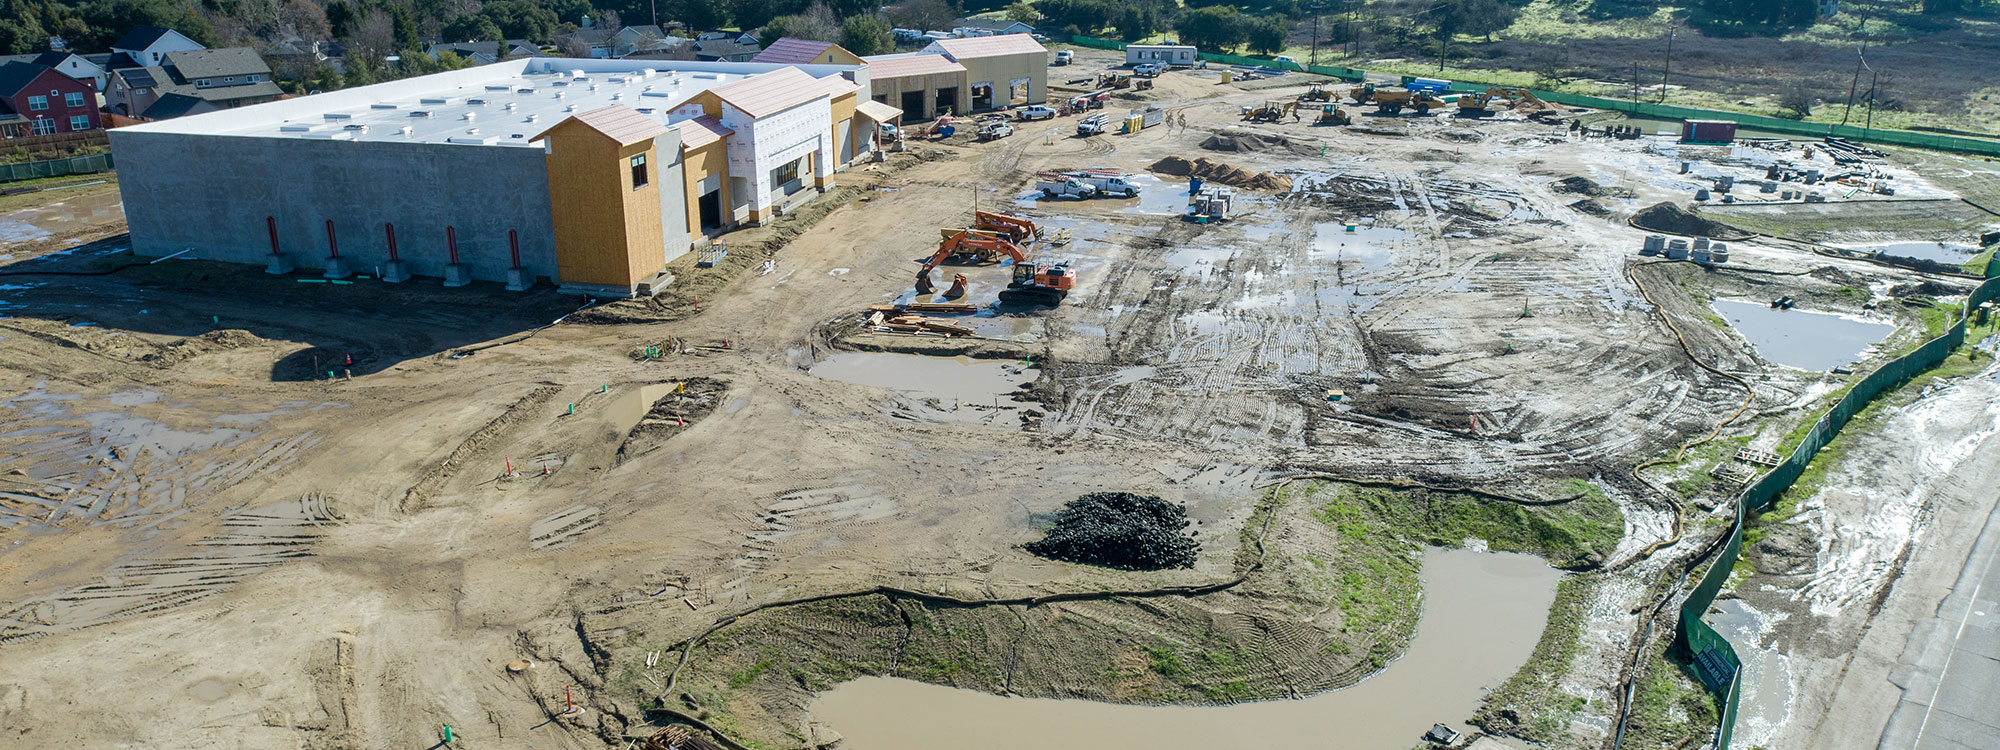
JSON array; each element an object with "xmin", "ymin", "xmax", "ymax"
[
  {"xmin": 140, "ymin": 92, "xmax": 212, "ymax": 119},
  {"xmin": 163, "ymin": 48, "xmax": 270, "ymax": 79},
  {"xmin": 533, "ymin": 104, "xmax": 668, "ymax": 145},
  {"xmin": 953, "ymin": 17, "xmax": 1032, "ymax": 31},
  {"xmin": 752, "ymin": 38, "xmax": 841, "ymax": 64},
  {"xmin": 116, "ymin": 66, "xmax": 163, "ymax": 88},
  {"xmin": 674, "ymin": 115, "xmax": 733, "ymax": 149},
  {"xmin": 112, "ymin": 26, "xmax": 181, "ymax": 52},
  {"xmin": 692, "ymin": 39, "xmax": 760, "ymax": 59},
  {"xmin": 862, "ymin": 53, "xmax": 965, "ymax": 79},
  {"xmin": 616, "ymin": 25, "xmax": 665, "ymax": 39},
  {"xmin": 927, "ymin": 33, "xmax": 1045, "ymax": 60},
  {"xmin": 100, "ymin": 52, "xmax": 141, "ymax": 70},
  {"xmin": 707, "ymin": 66, "xmax": 826, "ymax": 118},
  {"xmin": 32, "ymin": 51, "xmax": 96, "ymax": 70},
  {"xmin": 0, "ymin": 62, "xmax": 57, "ymax": 97}
]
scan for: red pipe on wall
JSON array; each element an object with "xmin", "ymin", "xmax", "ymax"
[
  {"xmin": 509, "ymin": 229, "xmax": 520, "ymax": 268},
  {"xmin": 325, "ymin": 219, "xmax": 339, "ymax": 258},
  {"xmin": 447, "ymin": 226, "xmax": 459, "ymax": 265},
  {"xmin": 266, "ymin": 216, "xmax": 279, "ymax": 254},
  {"xmin": 385, "ymin": 223, "xmax": 399, "ymax": 261}
]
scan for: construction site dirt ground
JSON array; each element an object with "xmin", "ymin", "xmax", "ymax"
[{"xmin": 3, "ymin": 48, "xmax": 1997, "ymax": 750}]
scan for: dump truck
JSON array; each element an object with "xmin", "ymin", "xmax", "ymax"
[
  {"xmin": 1036, "ymin": 172, "xmax": 1099, "ymax": 199},
  {"xmin": 1067, "ymin": 169, "xmax": 1143, "ymax": 197},
  {"xmin": 1351, "ymin": 83, "xmax": 1444, "ymax": 114}
]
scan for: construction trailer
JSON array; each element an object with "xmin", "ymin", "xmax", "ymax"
[
  {"xmin": 1125, "ymin": 44, "xmax": 1197, "ymax": 68},
  {"xmin": 1681, "ymin": 119, "xmax": 1738, "ymax": 145}
]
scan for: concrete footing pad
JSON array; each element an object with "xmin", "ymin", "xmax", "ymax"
[
  {"xmin": 264, "ymin": 253, "xmax": 295, "ymax": 275},
  {"xmin": 380, "ymin": 260, "xmax": 411, "ymax": 283},
  {"xmin": 322, "ymin": 257, "xmax": 352, "ymax": 280},
  {"xmin": 443, "ymin": 264, "xmax": 472, "ymax": 288},
  {"xmin": 505, "ymin": 267, "xmax": 530, "ymax": 291}
]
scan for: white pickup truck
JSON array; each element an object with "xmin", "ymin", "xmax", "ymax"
[
  {"xmin": 1035, "ymin": 173, "xmax": 1099, "ymax": 199},
  {"xmin": 1067, "ymin": 170, "xmax": 1142, "ymax": 198}
]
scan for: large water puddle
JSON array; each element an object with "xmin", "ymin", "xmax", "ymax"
[
  {"xmin": 1834, "ymin": 241, "xmax": 1978, "ymax": 265},
  {"xmin": 0, "ymin": 187, "xmax": 123, "ymax": 249},
  {"xmin": 811, "ymin": 352, "xmax": 1037, "ymax": 421},
  {"xmin": 1311, "ymin": 221, "xmax": 1415, "ymax": 274},
  {"xmin": 1713, "ymin": 299, "xmax": 1895, "ymax": 371},
  {"xmin": 811, "ymin": 548, "xmax": 1560, "ymax": 750}
]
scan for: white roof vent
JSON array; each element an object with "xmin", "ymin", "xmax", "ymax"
[
  {"xmin": 553, "ymin": 91, "xmax": 564, "ymax": 99},
  {"xmin": 569, "ymin": 69, "xmax": 585, "ymax": 77},
  {"xmin": 343, "ymin": 124, "xmax": 369, "ymax": 132},
  {"xmin": 410, "ymin": 110, "xmax": 433, "ymax": 118},
  {"xmin": 525, "ymin": 114, "xmax": 539, "ymax": 122},
  {"xmin": 398, "ymin": 126, "xmax": 414, "ymax": 135},
  {"xmin": 611, "ymin": 93, "xmax": 622, "ymax": 100},
  {"xmin": 462, "ymin": 112, "xmax": 476, "ymax": 120},
  {"xmin": 466, "ymin": 97, "xmax": 487, "ymax": 105},
  {"xmin": 640, "ymin": 68, "xmax": 656, "ymax": 78},
  {"xmin": 504, "ymin": 102, "xmax": 517, "ymax": 110}
]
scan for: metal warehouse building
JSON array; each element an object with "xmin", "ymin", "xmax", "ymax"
[{"xmin": 110, "ymin": 57, "xmax": 888, "ymax": 297}]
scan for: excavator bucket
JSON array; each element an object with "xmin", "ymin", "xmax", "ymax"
[
  {"xmin": 915, "ymin": 269, "xmax": 937, "ymax": 296},
  {"xmin": 943, "ymin": 273, "xmax": 968, "ymax": 300}
]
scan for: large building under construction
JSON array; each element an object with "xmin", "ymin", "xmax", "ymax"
[{"xmin": 110, "ymin": 57, "xmax": 905, "ymax": 297}]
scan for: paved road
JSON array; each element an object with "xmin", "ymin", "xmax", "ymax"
[{"xmin": 1878, "ymin": 484, "xmax": 2000, "ymax": 750}]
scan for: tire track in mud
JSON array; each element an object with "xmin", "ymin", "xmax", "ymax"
[
  {"xmin": 0, "ymin": 494, "xmax": 343, "ymax": 643},
  {"xmin": 399, "ymin": 384, "xmax": 563, "ymax": 515}
]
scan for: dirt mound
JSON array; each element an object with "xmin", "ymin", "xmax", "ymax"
[
  {"xmin": 1567, "ymin": 199, "xmax": 1611, "ymax": 217},
  {"xmin": 1550, "ymin": 176, "xmax": 1634, "ymax": 199},
  {"xmin": 1629, "ymin": 202, "xmax": 1745, "ymax": 239},
  {"xmin": 1024, "ymin": 492, "xmax": 1198, "ymax": 570},
  {"xmin": 1148, "ymin": 156, "xmax": 1292, "ymax": 192},
  {"xmin": 1410, "ymin": 148, "xmax": 1463, "ymax": 162},
  {"xmin": 1198, "ymin": 131, "xmax": 1316, "ymax": 155}
]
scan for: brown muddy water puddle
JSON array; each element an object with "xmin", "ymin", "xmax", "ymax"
[
  {"xmin": 0, "ymin": 187, "xmax": 123, "ymax": 249},
  {"xmin": 811, "ymin": 548, "xmax": 1560, "ymax": 749}
]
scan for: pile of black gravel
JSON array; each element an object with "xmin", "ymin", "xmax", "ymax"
[{"xmin": 1025, "ymin": 492, "xmax": 1198, "ymax": 570}]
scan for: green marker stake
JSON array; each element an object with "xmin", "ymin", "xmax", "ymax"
[
  {"xmin": 567, "ymin": 403, "xmax": 575, "ymax": 415},
  {"xmin": 443, "ymin": 725, "xmax": 453, "ymax": 742}
]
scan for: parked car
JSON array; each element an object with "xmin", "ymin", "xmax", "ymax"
[
  {"xmin": 1053, "ymin": 50, "xmax": 1073, "ymax": 65},
  {"xmin": 1016, "ymin": 105, "xmax": 1059, "ymax": 121},
  {"xmin": 977, "ymin": 120, "xmax": 1015, "ymax": 141},
  {"xmin": 1076, "ymin": 114, "xmax": 1110, "ymax": 137},
  {"xmin": 1036, "ymin": 172, "xmax": 1098, "ymax": 199},
  {"xmin": 1273, "ymin": 55, "xmax": 1298, "ymax": 68},
  {"xmin": 1133, "ymin": 62, "xmax": 1164, "ymax": 77},
  {"xmin": 879, "ymin": 122, "xmax": 901, "ymax": 139}
]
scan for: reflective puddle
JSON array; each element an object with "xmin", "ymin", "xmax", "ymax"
[
  {"xmin": 1713, "ymin": 299, "xmax": 1895, "ymax": 371},
  {"xmin": 811, "ymin": 548, "xmax": 1561, "ymax": 750},
  {"xmin": 0, "ymin": 188, "xmax": 124, "ymax": 249},
  {"xmin": 1835, "ymin": 241, "xmax": 1977, "ymax": 265},
  {"xmin": 811, "ymin": 352, "xmax": 1036, "ymax": 403}
]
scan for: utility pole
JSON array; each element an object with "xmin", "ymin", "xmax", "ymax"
[
  {"xmin": 1863, "ymin": 67, "xmax": 1878, "ymax": 135},
  {"xmin": 1658, "ymin": 19, "xmax": 1674, "ymax": 103},
  {"xmin": 1632, "ymin": 62, "xmax": 1640, "ymax": 112},
  {"xmin": 1840, "ymin": 21, "xmax": 1869, "ymax": 127},
  {"xmin": 651, "ymin": 0, "xmax": 657, "ymax": 29},
  {"xmin": 1312, "ymin": 3, "xmax": 1322, "ymax": 66}
]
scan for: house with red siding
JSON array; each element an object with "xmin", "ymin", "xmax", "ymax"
[{"xmin": 0, "ymin": 61, "xmax": 102, "ymax": 136}]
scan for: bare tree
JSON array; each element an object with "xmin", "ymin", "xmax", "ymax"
[{"xmin": 350, "ymin": 10, "xmax": 397, "ymax": 60}]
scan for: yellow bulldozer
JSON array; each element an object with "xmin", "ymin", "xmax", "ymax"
[
  {"xmin": 1456, "ymin": 87, "xmax": 1547, "ymax": 116},
  {"xmin": 1315, "ymin": 104, "xmax": 1350, "ymax": 126}
]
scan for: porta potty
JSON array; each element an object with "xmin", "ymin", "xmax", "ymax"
[{"xmin": 1189, "ymin": 177, "xmax": 1204, "ymax": 195}]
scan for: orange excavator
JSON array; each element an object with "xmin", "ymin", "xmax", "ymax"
[
  {"xmin": 914, "ymin": 229, "xmax": 1075, "ymax": 306},
  {"xmin": 973, "ymin": 210, "xmax": 1041, "ymax": 244},
  {"xmin": 916, "ymin": 229, "xmax": 1027, "ymax": 297}
]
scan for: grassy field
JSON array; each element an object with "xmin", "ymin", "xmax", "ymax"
[{"xmin": 0, "ymin": 174, "xmax": 119, "ymax": 214}]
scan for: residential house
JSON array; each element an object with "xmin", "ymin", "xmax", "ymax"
[
  {"xmin": 691, "ymin": 38, "xmax": 760, "ymax": 63},
  {"xmin": 425, "ymin": 39, "xmax": 539, "ymax": 65},
  {"xmin": 751, "ymin": 38, "xmax": 864, "ymax": 66},
  {"xmin": 106, "ymin": 48, "xmax": 281, "ymax": 119},
  {"xmin": 557, "ymin": 25, "xmax": 679, "ymax": 59},
  {"xmin": 110, "ymin": 26, "xmax": 206, "ymax": 69},
  {"xmin": 950, "ymin": 18, "xmax": 1035, "ymax": 37},
  {"xmin": 0, "ymin": 61, "xmax": 102, "ymax": 135},
  {"xmin": 30, "ymin": 51, "xmax": 109, "ymax": 91}
]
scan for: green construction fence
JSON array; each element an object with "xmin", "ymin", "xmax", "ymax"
[
  {"xmin": 1068, "ymin": 33, "xmax": 2000, "ymax": 748},
  {"xmin": 1064, "ymin": 35, "xmax": 2000, "ymax": 156},
  {"xmin": 0, "ymin": 153, "xmax": 114, "ymax": 183},
  {"xmin": 1676, "ymin": 264, "xmax": 2000, "ymax": 749}
]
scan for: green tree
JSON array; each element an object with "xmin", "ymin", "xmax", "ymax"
[
  {"xmin": 1005, "ymin": 0, "xmax": 1042, "ymax": 24},
  {"xmin": 1174, "ymin": 5, "xmax": 1246, "ymax": 50},
  {"xmin": 1036, "ymin": 0, "xmax": 1110, "ymax": 34},
  {"xmin": 1442, "ymin": 0, "xmax": 1511, "ymax": 42},
  {"xmin": 1246, "ymin": 17, "xmax": 1290, "ymax": 54},
  {"xmin": 440, "ymin": 14, "xmax": 502, "ymax": 42},
  {"xmin": 885, "ymin": 0, "xmax": 959, "ymax": 32},
  {"xmin": 841, "ymin": 13, "xmax": 892, "ymax": 55},
  {"xmin": 1116, "ymin": 5, "xmax": 1156, "ymax": 41},
  {"xmin": 345, "ymin": 52, "xmax": 378, "ymax": 85},
  {"xmin": 761, "ymin": 2, "xmax": 840, "ymax": 46},
  {"xmin": 667, "ymin": 0, "xmax": 730, "ymax": 30},
  {"xmin": 482, "ymin": 0, "xmax": 559, "ymax": 41}
]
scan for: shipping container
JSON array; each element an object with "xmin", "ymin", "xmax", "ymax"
[{"xmin": 1681, "ymin": 119, "xmax": 1737, "ymax": 145}]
